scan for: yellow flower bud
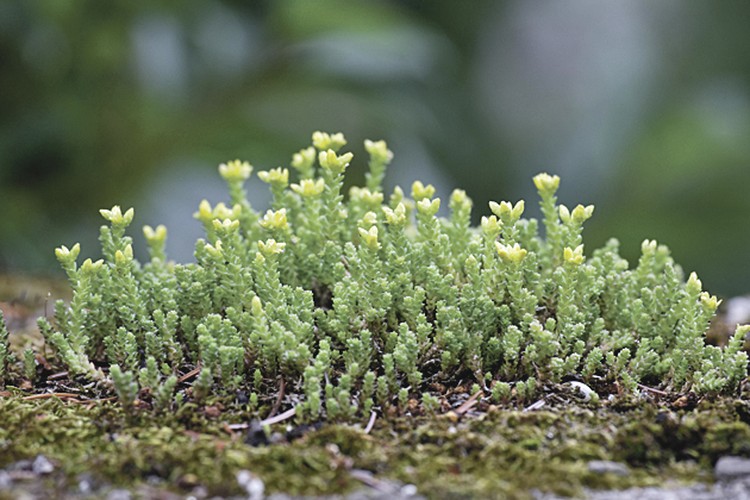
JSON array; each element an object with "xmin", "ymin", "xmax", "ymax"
[
  {"xmin": 194, "ymin": 200, "xmax": 213, "ymax": 223},
  {"xmin": 291, "ymin": 178, "xmax": 325, "ymax": 197},
  {"xmin": 383, "ymin": 203, "xmax": 407, "ymax": 226},
  {"xmin": 481, "ymin": 215, "xmax": 501, "ymax": 237},
  {"xmin": 55, "ymin": 243, "xmax": 81, "ymax": 262},
  {"xmin": 532, "ymin": 173, "xmax": 560, "ymax": 194},
  {"xmin": 489, "ymin": 200, "xmax": 524, "ymax": 224},
  {"xmin": 80, "ymin": 258, "xmax": 104, "ymax": 273},
  {"xmin": 291, "ymin": 147, "xmax": 316, "ymax": 172},
  {"xmin": 495, "ymin": 242, "xmax": 527, "ymax": 264},
  {"xmin": 641, "ymin": 239, "xmax": 658, "ymax": 255},
  {"xmin": 352, "ymin": 187, "xmax": 384, "ymax": 207},
  {"xmin": 257, "ymin": 167, "xmax": 289, "ymax": 188},
  {"xmin": 100, "ymin": 205, "xmax": 134, "ymax": 226},
  {"xmin": 700, "ymin": 292, "xmax": 721, "ymax": 312},
  {"xmin": 204, "ymin": 240, "xmax": 223, "ymax": 259},
  {"xmin": 251, "ymin": 295, "xmax": 263, "ymax": 316},
  {"xmin": 312, "ymin": 131, "xmax": 347, "ymax": 152},
  {"xmin": 143, "ymin": 225, "xmax": 167, "ymax": 245},
  {"xmin": 571, "ymin": 204, "xmax": 595, "ymax": 224},
  {"xmin": 450, "ymin": 189, "xmax": 470, "ymax": 208},
  {"xmin": 212, "ymin": 218, "xmax": 240, "ymax": 232},
  {"xmin": 559, "ymin": 205, "xmax": 571, "ymax": 223},
  {"xmin": 258, "ymin": 239, "xmax": 285, "ymax": 255},
  {"xmin": 115, "ymin": 244, "xmax": 134, "ymax": 265},
  {"xmin": 563, "ymin": 245, "xmax": 585, "ymax": 266},
  {"xmin": 218, "ymin": 160, "xmax": 252, "ymax": 182},
  {"xmin": 686, "ymin": 272, "xmax": 702, "ymax": 295},
  {"xmin": 318, "ymin": 150, "xmax": 353, "ymax": 174},
  {"xmin": 364, "ymin": 139, "xmax": 393, "ymax": 164},
  {"xmin": 362, "ymin": 211, "xmax": 378, "ymax": 226},
  {"xmin": 416, "ymin": 197, "xmax": 440, "ymax": 216},
  {"xmin": 411, "ymin": 181, "xmax": 436, "ymax": 201},
  {"xmin": 358, "ymin": 226, "xmax": 380, "ymax": 250},
  {"xmin": 212, "ymin": 202, "xmax": 241, "ymax": 221},
  {"xmin": 260, "ymin": 209, "xmax": 288, "ymax": 230}
]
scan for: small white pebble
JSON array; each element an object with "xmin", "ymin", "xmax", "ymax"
[
  {"xmin": 32, "ymin": 455, "xmax": 54, "ymax": 475},
  {"xmin": 237, "ymin": 470, "xmax": 264, "ymax": 500},
  {"xmin": 400, "ymin": 483, "xmax": 418, "ymax": 496}
]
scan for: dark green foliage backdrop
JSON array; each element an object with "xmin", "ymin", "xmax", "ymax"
[{"xmin": 1, "ymin": 0, "xmax": 749, "ymax": 296}]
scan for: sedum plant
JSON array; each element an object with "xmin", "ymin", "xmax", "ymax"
[{"xmin": 7, "ymin": 131, "xmax": 748, "ymax": 419}]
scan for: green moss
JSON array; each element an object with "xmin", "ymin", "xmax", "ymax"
[{"xmin": 1, "ymin": 392, "xmax": 749, "ymax": 498}]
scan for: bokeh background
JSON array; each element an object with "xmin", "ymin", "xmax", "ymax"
[{"xmin": 1, "ymin": 0, "xmax": 749, "ymax": 297}]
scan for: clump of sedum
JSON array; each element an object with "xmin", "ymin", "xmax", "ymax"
[{"xmin": 3, "ymin": 131, "xmax": 748, "ymax": 420}]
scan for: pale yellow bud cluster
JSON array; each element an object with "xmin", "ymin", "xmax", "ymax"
[
  {"xmin": 686, "ymin": 272, "xmax": 703, "ymax": 295},
  {"xmin": 291, "ymin": 178, "xmax": 325, "ymax": 197},
  {"xmin": 450, "ymin": 189, "xmax": 469, "ymax": 207},
  {"xmin": 312, "ymin": 131, "xmax": 347, "ymax": 152},
  {"xmin": 411, "ymin": 181, "xmax": 436, "ymax": 202},
  {"xmin": 257, "ymin": 239, "xmax": 286, "ymax": 256},
  {"xmin": 480, "ymin": 215, "xmax": 501, "ymax": 238},
  {"xmin": 358, "ymin": 226, "xmax": 380, "ymax": 250},
  {"xmin": 416, "ymin": 197, "xmax": 440, "ymax": 216},
  {"xmin": 79, "ymin": 258, "xmax": 104, "ymax": 274},
  {"xmin": 291, "ymin": 147, "xmax": 316, "ymax": 172},
  {"xmin": 489, "ymin": 200, "xmax": 524, "ymax": 224},
  {"xmin": 350, "ymin": 187, "xmax": 384, "ymax": 207},
  {"xmin": 100, "ymin": 206, "xmax": 135, "ymax": 226},
  {"xmin": 257, "ymin": 167, "xmax": 289, "ymax": 188},
  {"xmin": 532, "ymin": 172, "xmax": 560, "ymax": 195},
  {"xmin": 563, "ymin": 245, "xmax": 585, "ymax": 266},
  {"xmin": 364, "ymin": 139, "xmax": 393, "ymax": 164},
  {"xmin": 212, "ymin": 218, "xmax": 240, "ymax": 233},
  {"xmin": 204, "ymin": 240, "xmax": 223, "ymax": 259},
  {"xmin": 495, "ymin": 242, "xmax": 527, "ymax": 264},
  {"xmin": 383, "ymin": 203, "xmax": 407, "ymax": 226},
  {"xmin": 260, "ymin": 209, "xmax": 289, "ymax": 230},
  {"xmin": 559, "ymin": 204, "xmax": 594, "ymax": 224},
  {"xmin": 55, "ymin": 243, "xmax": 81, "ymax": 263},
  {"xmin": 114, "ymin": 244, "xmax": 134, "ymax": 266},
  {"xmin": 218, "ymin": 159, "xmax": 252, "ymax": 182},
  {"xmin": 143, "ymin": 225, "xmax": 167, "ymax": 244},
  {"xmin": 194, "ymin": 200, "xmax": 242, "ymax": 225},
  {"xmin": 318, "ymin": 150, "xmax": 353, "ymax": 175},
  {"xmin": 700, "ymin": 292, "xmax": 721, "ymax": 311}
]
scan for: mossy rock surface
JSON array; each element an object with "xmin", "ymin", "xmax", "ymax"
[{"xmin": 2, "ymin": 386, "xmax": 750, "ymax": 499}]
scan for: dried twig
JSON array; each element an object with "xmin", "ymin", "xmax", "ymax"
[
  {"xmin": 22, "ymin": 392, "xmax": 81, "ymax": 401},
  {"xmin": 48, "ymin": 371, "xmax": 69, "ymax": 381},
  {"xmin": 178, "ymin": 366, "xmax": 201, "ymax": 383},
  {"xmin": 454, "ymin": 389, "xmax": 482, "ymax": 416},
  {"xmin": 267, "ymin": 377, "xmax": 286, "ymax": 419},
  {"xmin": 637, "ymin": 383, "xmax": 669, "ymax": 396},
  {"xmin": 364, "ymin": 411, "xmax": 377, "ymax": 434},
  {"xmin": 523, "ymin": 399, "xmax": 546, "ymax": 412},
  {"xmin": 260, "ymin": 406, "xmax": 296, "ymax": 426}
]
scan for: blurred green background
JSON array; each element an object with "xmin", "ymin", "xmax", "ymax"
[{"xmin": 1, "ymin": 0, "xmax": 749, "ymax": 297}]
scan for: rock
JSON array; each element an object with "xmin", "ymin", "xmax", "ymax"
[
  {"xmin": 725, "ymin": 296, "xmax": 750, "ymax": 327},
  {"xmin": 106, "ymin": 489, "xmax": 132, "ymax": 500},
  {"xmin": 587, "ymin": 460, "xmax": 630, "ymax": 476},
  {"xmin": 32, "ymin": 455, "xmax": 54, "ymax": 475},
  {"xmin": 715, "ymin": 456, "xmax": 750, "ymax": 480},
  {"xmin": 237, "ymin": 470, "xmax": 264, "ymax": 500},
  {"xmin": 0, "ymin": 470, "xmax": 10, "ymax": 489}
]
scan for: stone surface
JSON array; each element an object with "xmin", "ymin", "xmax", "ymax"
[
  {"xmin": 715, "ymin": 456, "xmax": 750, "ymax": 480},
  {"xmin": 588, "ymin": 460, "xmax": 629, "ymax": 476}
]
